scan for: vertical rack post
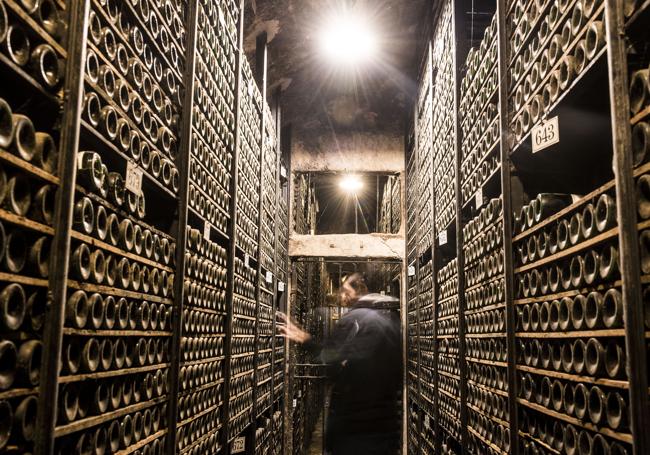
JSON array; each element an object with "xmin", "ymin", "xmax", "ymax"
[
  {"xmin": 451, "ymin": 0, "xmax": 468, "ymax": 451},
  {"xmin": 283, "ymin": 124, "xmax": 294, "ymax": 454},
  {"xmin": 165, "ymin": 0, "xmax": 200, "ymax": 451},
  {"xmin": 35, "ymin": 2, "xmax": 90, "ymax": 453},
  {"xmin": 251, "ymin": 30, "xmax": 268, "ymax": 450},
  {"xmin": 270, "ymin": 86, "xmax": 283, "ymax": 444},
  {"xmin": 606, "ymin": 1, "xmax": 650, "ymax": 454},
  {"xmin": 222, "ymin": 0, "xmax": 246, "ymax": 448},
  {"xmin": 495, "ymin": 0, "xmax": 520, "ymax": 453}
]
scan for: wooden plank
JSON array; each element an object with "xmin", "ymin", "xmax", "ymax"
[
  {"xmin": 0, "ymin": 208, "xmax": 55, "ymax": 235},
  {"xmin": 114, "ymin": 429, "xmax": 167, "ymax": 455},
  {"xmin": 516, "ymin": 365, "xmax": 629, "ymax": 389},
  {"xmin": 54, "ymin": 397, "xmax": 167, "ymax": 437},
  {"xmin": 515, "ymin": 226, "xmax": 618, "ymax": 274},
  {"xmin": 517, "ymin": 398, "xmax": 633, "ymax": 444},
  {"xmin": 58, "ymin": 363, "xmax": 170, "ymax": 384},
  {"xmin": 66, "ymin": 280, "xmax": 173, "ymax": 305},
  {"xmin": 516, "ymin": 328, "xmax": 625, "ymax": 338},
  {"xmin": 0, "ymin": 149, "xmax": 59, "ymax": 185},
  {"xmin": 70, "ymin": 231, "xmax": 174, "ymax": 273}
]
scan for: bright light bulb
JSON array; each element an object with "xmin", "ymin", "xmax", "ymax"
[
  {"xmin": 339, "ymin": 175, "xmax": 363, "ymax": 193},
  {"xmin": 318, "ymin": 7, "xmax": 379, "ymax": 66}
]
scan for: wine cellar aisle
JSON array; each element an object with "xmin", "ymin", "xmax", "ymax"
[{"xmin": 1, "ymin": 0, "xmax": 650, "ymax": 454}]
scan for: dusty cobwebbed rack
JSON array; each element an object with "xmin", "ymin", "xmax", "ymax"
[
  {"xmin": 286, "ymin": 178, "xmax": 321, "ymax": 455},
  {"xmin": 405, "ymin": 115, "xmax": 422, "ymax": 453},
  {"xmin": 288, "ymin": 261, "xmax": 325, "ymax": 455},
  {"xmin": 175, "ymin": 0, "xmax": 235, "ymax": 452},
  {"xmin": 405, "ymin": 0, "xmax": 650, "ymax": 454},
  {"xmin": 417, "ymin": 44, "xmax": 437, "ymax": 455},
  {"xmin": 460, "ymin": 12, "xmax": 511, "ymax": 455},
  {"xmin": 378, "ymin": 175, "xmax": 401, "ymax": 235},
  {"xmin": 0, "ymin": 0, "xmax": 67, "ymax": 453},
  {"xmin": 0, "ymin": 0, "xmax": 291, "ymax": 453}
]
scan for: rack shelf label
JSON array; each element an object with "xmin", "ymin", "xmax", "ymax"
[
  {"xmin": 408, "ymin": 265, "xmax": 416, "ymax": 277},
  {"xmin": 532, "ymin": 116, "xmax": 560, "ymax": 153},
  {"xmin": 475, "ymin": 188, "xmax": 483, "ymax": 208},
  {"xmin": 266, "ymin": 271, "xmax": 273, "ymax": 283},
  {"xmin": 278, "ymin": 281, "xmax": 285, "ymax": 292},
  {"xmin": 125, "ymin": 161, "xmax": 143, "ymax": 195},
  {"xmin": 439, "ymin": 230, "xmax": 448, "ymax": 246},
  {"xmin": 203, "ymin": 221, "xmax": 211, "ymax": 239},
  {"xmin": 232, "ymin": 437, "xmax": 246, "ymax": 454}
]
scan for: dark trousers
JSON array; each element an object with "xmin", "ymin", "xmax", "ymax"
[{"xmin": 326, "ymin": 432, "xmax": 400, "ymax": 455}]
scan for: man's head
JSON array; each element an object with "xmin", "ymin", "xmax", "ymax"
[{"xmin": 340, "ymin": 272, "xmax": 369, "ymax": 306}]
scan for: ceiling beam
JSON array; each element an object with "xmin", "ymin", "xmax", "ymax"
[{"xmin": 289, "ymin": 233, "xmax": 404, "ymax": 260}]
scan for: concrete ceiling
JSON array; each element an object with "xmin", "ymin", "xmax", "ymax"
[{"xmin": 243, "ymin": 0, "xmax": 430, "ymax": 154}]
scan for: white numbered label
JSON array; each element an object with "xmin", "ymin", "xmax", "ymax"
[
  {"xmin": 244, "ymin": 254, "xmax": 249, "ymax": 267},
  {"xmin": 532, "ymin": 116, "xmax": 560, "ymax": 153},
  {"xmin": 266, "ymin": 271, "xmax": 273, "ymax": 283},
  {"xmin": 292, "ymin": 399, "xmax": 297, "ymax": 408},
  {"xmin": 278, "ymin": 281, "xmax": 285, "ymax": 292},
  {"xmin": 280, "ymin": 166, "xmax": 287, "ymax": 178},
  {"xmin": 203, "ymin": 222, "xmax": 211, "ymax": 240},
  {"xmin": 475, "ymin": 188, "xmax": 483, "ymax": 208},
  {"xmin": 125, "ymin": 161, "xmax": 143, "ymax": 195},
  {"xmin": 408, "ymin": 265, "xmax": 416, "ymax": 277},
  {"xmin": 232, "ymin": 437, "xmax": 246, "ymax": 454},
  {"xmin": 439, "ymin": 230, "xmax": 448, "ymax": 246}
]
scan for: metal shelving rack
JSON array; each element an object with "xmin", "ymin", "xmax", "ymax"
[
  {"xmin": 0, "ymin": 0, "xmax": 293, "ymax": 454},
  {"xmin": 405, "ymin": 1, "xmax": 650, "ymax": 454}
]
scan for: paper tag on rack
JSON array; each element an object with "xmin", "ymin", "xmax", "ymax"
[
  {"xmin": 125, "ymin": 161, "xmax": 143, "ymax": 195},
  {"xmin": 244, "ymin": 254, "xmax": 250, "ymax": 267},
  {"xmin": 232, "ymin": 437, "xmax": 246, "ymax": 454},
  {"xmin": 439, "ymin": 230, "xmax": 448, "ymax": 246},
  {"xmin": 280, "ymin": 166, "xmax": 287, "ymax": 178},
  {"xmin": 532, "ymin": 116, "xmax": 560, "ymax": 153},
  {"xmin": 266, "ymin": 271, "xmax": 273, "ymax": 283},
  {"xmin": 424, "ymin": 415, "xmax": 430, "ymax": 429},
  {"xmin": 278, "ymin": 281, "xmax": 285, "ymax": 292},
  {"xmin": 475, "ymin": 188, "xmax": 483, "ymax": 208},
  {"xmin": 203, "ymin": 222, "xmax": 211, "ymax": 240},
  {"xmin": 292, "ymin": 399, "xmax": 297, "ymax": 408},
  {"xmin": 407, "ymin": 265, "xmax": 415, "ymax": 277}
]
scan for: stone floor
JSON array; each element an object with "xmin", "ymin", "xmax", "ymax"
[{"xmin": 306, "ymin": 414, "xmax": 325, "ymax": 455}]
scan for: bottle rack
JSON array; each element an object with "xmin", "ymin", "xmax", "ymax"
[
  {"xmin": 0, "ymin": 0, "xmax": 66, "ymax": 453},
  {"xmin": 377, "ymin": 174, "xmax": 401, "ymax": 234},
  {"xmin": 405, "ymin": 0, "xmax": 650, "ymax": 454},
  {"xmin": 405, "ymin": 120, "xmax": 422, "ymax": 450},
  {"xmin": 0, "ymin": 0, "xmax": 293, "ymax": 453},
  {"xmin": 286, "ymin": 170, "xmax": 320, "ymax": 454}
]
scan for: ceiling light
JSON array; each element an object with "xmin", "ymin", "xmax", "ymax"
[
  {"xmin": 317, "ymin": 5, "xmax": 379, "ymax": 67},
  {"xmin": 339, "ymin": 175, "xmax": 363, "ymax": 193}
]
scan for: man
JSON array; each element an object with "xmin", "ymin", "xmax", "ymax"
[{"xmin": 278, "ymin": 272, "xmax": 402, "ymax": 455}]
